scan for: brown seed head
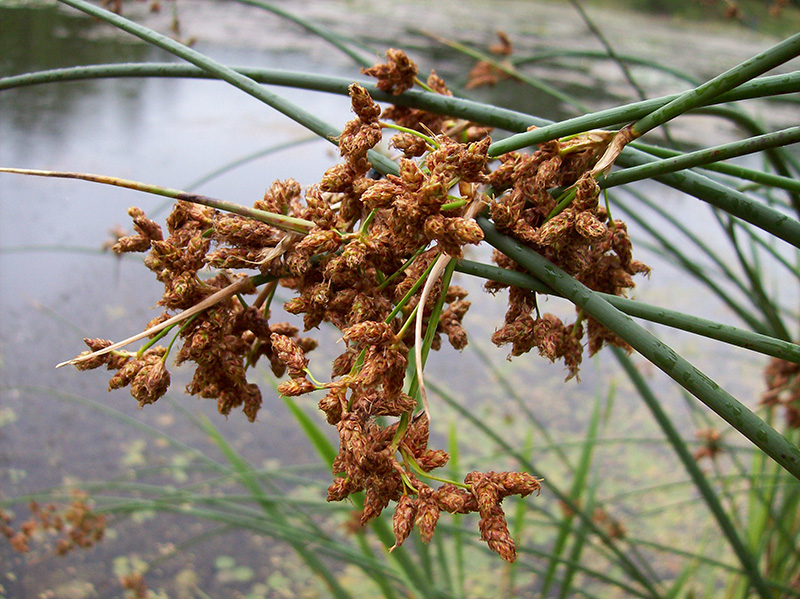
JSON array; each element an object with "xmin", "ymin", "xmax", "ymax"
[
  {"xmin": 276, "ymin": 377, "xmax": 316, "ymax": 397},
  {"xmin": 479, "ymin": 504, "xmax": 516, "ymax": 562},
  {"xmin": 362, "ymin": 48, "xmax": 418, "ymax": 95},
  {"xmin": 343, "ymin": 321, "xmax": 398, "ymax": 347},
  {"xmin": 391, "ymin": 494, "xmax": 417, "ymax": 549},
  {"xmin": 130, "ymin": 358, "xmax": 171, "ymax": 407},
  {"xmin": 415, "ymin": 487, "xmax": 441, "ymax": 543},
  {"xmin": 349, "ymin": 83, "xmax": 381, "ymax": 123}
]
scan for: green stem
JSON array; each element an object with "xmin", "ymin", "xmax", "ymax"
[
  {"xmin": 614, "ymin": 147, "xmax": 800, "ymax": 250},
  {"xmin": 566, "ymin": 0, "xmax": 648, "ymax": 100},
  {"xmin": 613, "ymin": 347, "xmax": 773, "ymax": 599},
  {"xmin": 478, "ymin": 215, "xmax": 800, "ymax": 481},
  {"xmin": 602, "ymin": 127, "xmax": 800, "ymax": 189},
  {"xmin": 381, "ymin": 122, "xmax": 438, "ymax": 148},
  {"xmin": 487, "ymin": 71, "xmax": 800, "ymax": 156},
  {"xmin": 631, "ymin": 33, "xmax": 800, "ymax": 137},
  {"xmin": 0, "ymin": 167, "xmax": 314, "ymax": 234},
  {"xmin": 407, "ymin": 257, "xmax": 457, "ymax": 400},
  {"xmin": 384, "ymin": 257, "xmax": 438, "ymax": 323},
  {"xmin": 418, "ymin": 29, "xmax": 588, "ymax": 113},
  {"xmin": 613, "ymin": 189, "xmax": 772, "ymax": 334},
  {"xmin": 4, "ymin": 61, "xmax": 798, "ymax": 146},
  {"xmin": 430, "ymin": 381, "xmax": 663, "ymax": 599},
  {"xmin": 633, "ymin": 141, "xmax": 800, "ymax": 195},
  {"xmin": 455, "ymin": 258, "xmax": 800, "ymax": 364},
  {"xmin": 232, "ymin": 0, "xmax": 371, "ymax": 67},
  {"xmin": 54, "ymin": 0, "xmax": 398, "ymax": 177},
  {"xmin": 401, "ymin": 449, "xmax": 467, "ymax": 488}
]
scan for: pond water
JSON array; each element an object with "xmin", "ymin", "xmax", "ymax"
[{"xmin": 1, "ymin": 1, "xmax": 798, "ymax": 597}]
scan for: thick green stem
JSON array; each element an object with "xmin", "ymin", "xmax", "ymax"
[
  {"xmin": 478, "ymin": 216, "xmax": 800, "ymax": 481},
  {"xmin": 4, "ymin": 62, "xmax": 798, "ymax": 149},
  {"xmin": 487, "ymin": 72, "xmax": 800, "ymax": 156}
]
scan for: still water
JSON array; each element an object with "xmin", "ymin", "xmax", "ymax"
[{"xmin": 0, "ymin": 1, "xmax": 797, "ymax": 597}]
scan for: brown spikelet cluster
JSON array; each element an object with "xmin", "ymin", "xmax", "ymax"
[
  {"xmin": 62, "ymin": 49, "xmax": 653, "ymax": 559},
  {"xmin": 693, "ymin": 427, "xmax": 723, "ymax": 461},
  {"xmin": 119, "ymin": 572, "xmax": 149, "ymax": 599},
  {"xmin": 466, "ymin": 31, "xmax": 516, "ymax": 89},
  {"xmin": 0, "ymin": 493, "xmax": 106, "ymax": 556},
  {"xmin": 761, "ymin": 357, "xmax": 800, "ymax": 428},
  {"xmin": 361, "ymin": 48, "xmax": 418, "ymax": 95},
  {"xmin": 487, "ymin": 135, "xmax": 649, "ymax": 378},
  {"xmin": 592, "ymin": 506, "xmax": 626, "ymax": 539}
]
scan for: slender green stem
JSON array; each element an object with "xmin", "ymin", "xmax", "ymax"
[
  {"xmin": 57, "ymin": 0, "xmax": 336, "ymax": 139},
  {"xmin": 182, "ymin": 136, "xmax": 321, "ymax": 192},
  {"xmin": 614, "ymin": 190, "xmax": 773, "ymax": 334},
  {"xmin": 487, "ymin": 71, "xmax": 800, "ymax": 155},
  {"xmin": 417, "ymin": 29, "xmax": 588, "ymax": 113},
  {"xmin": 613, "ymin": 347, "xmax": 773, "ymax": 599},
  {"xmin": 402, "ymin": 449, "xmax": 466, "ymax": 488},
  {"xmin": 4, "ymin": 61, "xmax": 797, "ymax": 147},
  {"xmin": 612, "ymin": 188, "xmax": 752, "ymax": 299},
  {"xmin": 378, "ymin": 246, "xmax": 428, "ymax": 291},
  {"xmin": 455, "ymin": 258, "xmax": 800, "ymax": 364},
  {"xmin": 54, "ymin": 0, "xmax": 398, "ymax": 176},
  {"xmin": 614, "ymin": 147, "xmax": 800, "ymax": 250},
  {"xmin": 385, "ymin": 257, "xmax": 437, "ymax": 323},
  {"xmin": 195, "ymin": 413, "xmax": 354, "ymax": 599},
  {"xmin": 631, "ymin": 33, "xmax": 800, "ymax": 137},
  {"xmin": 513, "ymin": 49, "xmax": 701, "ymax": 88},
  {"xmin": 720, "ymin": 213, "xmax": 792, "ymax": 340},
  {"xmin": 137, "ymin": 324, "xmax": 176, "ymax": 357},
  {"xmin": 430, "ymin": 381, "xmax": 663, "ymax": 599},
  {"xmin": 381, "ymin": 122, "xmax": 438, "ymax": 148},
  {"xmin": 602, "ymin": 127, "xmax": 800, "ymax": 189},
  {"xmin": 566, "ymin": 0, "xmax": 648, "ymax": 100},
  {"xmin": 633, "ymin": 141, "xmax": 800, "ymax": 195},
  {"xmin": 406, "ymin": 257, "xmax": 456, "ymax": 401},
  {"xmin": 0, "ymin": 168, "xmax": 315, "ymax": 234},
  {"xmin": 478, "ymin": 215, "xmax": 800, "ymax": 481},
  {"xmin": 232, "ymin": 0, "xmax": 371, "ymax": 67}
]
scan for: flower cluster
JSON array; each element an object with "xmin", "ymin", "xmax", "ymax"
[
  {"xmin": 487, "ymin": 137, "xmax": 649, "ymax": 378},
  {"xmin": 0, "ymin": 493, "xmax": 106, "ymax": 556},
  {"xmin": 761, "ymin": 357, "xmax": 800, "ymax": 428},
  {"xmin": 64, "ymin": 48, "xmax": 652, "ymax": 560}
]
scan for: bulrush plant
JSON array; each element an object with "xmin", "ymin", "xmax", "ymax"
[
  {"xmin": 60, "ymin": 72, "xmax": 574, "ymax": 561},
  {"xmin": 3, "ymin": 1, "xmax": 800, "ymax": 597}
]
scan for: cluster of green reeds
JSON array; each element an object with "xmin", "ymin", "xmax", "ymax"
[{"xmin": 1, "ymin": 1, "xmax": 800, "ymax": 597}]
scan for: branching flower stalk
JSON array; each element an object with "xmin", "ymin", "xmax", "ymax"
[
  {"xmin": 2, "ymin": 38, "xmax": 657, "ymax": 558},
  {"xmin": 23, "ymin": 48, "xmax": 575, "ymax": 559}
]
